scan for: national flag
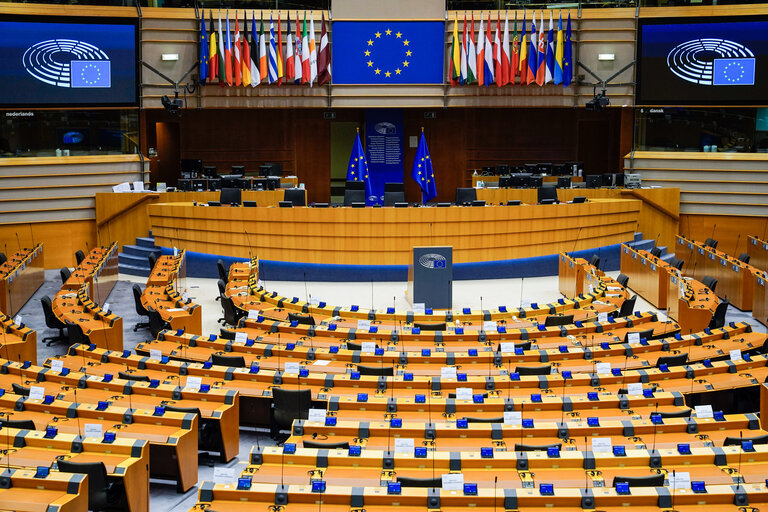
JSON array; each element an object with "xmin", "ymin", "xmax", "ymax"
[
  {"xmin": 484, "ymin": 13, "xmax": 494, "ymax": 86},
  {"xmin": 526, "ymin": 15, "xmax": 537, "ymax": 85},
  {"xmin": 476, "ymin": 14, "xmax": 484, "ymax": 86},
  {"xmin": 467, "ymin": 13, "xmax": 477, "ymax": 84},
  {"xmin": 318, "ymin": 12, "xmax": 331, "ymax": 85},
  {"xmin": 268, "ymin": 14, "xmax": 278, "ymax": 83},
  {"xmin": 200, "ymin": 11, "xmax": 208, "ymax": 84},
  {"xmin": 309, "ymin": 13, "xmax": 318, "ymax": 86},
  {"xmin": 285, "ymin": 15, "xmax": 295, "ymax": 82},
  {"xmin": 242, "ymin": 11, "xmax": 251, "ymax": 87},
  {"xmin": 294, "ymin": 11, "xmax": 303, "ymax": 84},
  {"xmin": 494, "ymin": 13, "xmax": 502, "ymax": 86},
  {"xmin": 511, "ymin": 12, "xmax": 519, "ymax": 85},
  {"xmin": 519, "ymin": 13, "xmax": 527, "ymax": 85},
  {"xmin": 460, "ymin": 13, "xmax": 468, "ymax": 84},
  {"xmin": 259, "ymin": 13, "xmax": 267, "ymax": 82},
  {"xmin": 208, "ymin": 11, "xmax": 218, "ymax": 83},
  {"xmin": 536, "ymin": 12, "xmax": 546, "ymax": 85},
  {"xmin": 449, "ymin": 14, "xmax": 460, "ymax": 86},
  {"xmin": 347, "ymin": 131, "xmax": 372, "ymax": 200},
  {"xmin": 234, "ymin": 14, "xmax": 242, "ymax": 86},
  {"xmin": 563, "ymin": 12, "xmax": 573, "ymax": 86},
  {"xmin": 546, "ymin": 11, "xmax": 555, "ymax": 84},
  {"xmin": 217, "ymin": 11, "xmax": 226, "ymax": 85},
  {"xmin": 411, "ymin": 132, "xmax": 437, "ymax": 204},
  {"xmin": 501, "ymin": 12, "xmax": 510, "ymax": 86},
  {"xmin": 277, "ymin": 13, "xmax": 284, "ymax": 85},
  {"xmin": 250, "ymin": 12, "xmax": 259, "ymax": 86},
  {"xmin": 301, "ymin": 13, "xmax": 310, "ymax": 84},
  {"xmin": 554, "ymin": 12, "xmax": 564, "ymax": 85},
  {"xmin": 224, "ymin": 10, "xmax": 233, "ymax": 86}
]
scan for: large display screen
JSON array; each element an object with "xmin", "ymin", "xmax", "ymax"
[
  {"xmin": 0, "ymin": 15, "xmax": 138, "ymax": 107},
  {"xmin": 637, "ymin": 16, "xmax": 768, "ymax": 106}
]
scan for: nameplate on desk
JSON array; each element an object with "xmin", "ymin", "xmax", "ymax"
[
  {"xmin": 166, "ymin": 308, "xmax": 185, "ymax": 313},
  {"xmin": 591, "ymin": 437, "xmax": 612, "ymax": 453},
  {"xmin": 626, "ymin": 383, "xmax": 643, "ymax": 396},
  {"xmin": 503, "ymin": 411, "xmax": 522, "ymax": 425},
  {"xmin": 284, "ymin": 362, "xmax": 300, "ymax": 374},
  {"xmin": 442, "ymin": 473, "xmax": 464, "ymax": 491},
  {"xmin": 312, "ymin": 359, "xmax": 330, "ymax": 366},
  {"xmin": 695, "ymin": 405, "xmax": 713, "ymax": 419},
  {"xmin": 50, "ymin": 360, "xmax": 64, "ymax": 373},
  {"xmin": 213, "ymin": 467, "xmax": 236, "ymax": 485},
  {"xmin": 357, "ymin": 320, "xmax": 372, "ymax": 331},
  {"xmin": 307, "ymin": 408, "xmax": 327, "ymax": 423},
  {"xmin": 149, "ymin": 349, "xmax": 163, "ymax": 361},
  {"xmin": 84, "ymin": 423, "xmax": 103, "ymax": 438},
  {"xmin": 500, "ymin": 342, "xmax": 516, "ymax": 353},
  {"xmin": 394, "ymin": 438, "xmax": 414, "ymax": 453},
  {"xmin": 412, "ymin": 303, "xmax": 426, "ymax": 314},
  {"xmin": 597, "ymin": 313, "xmax": 608, "ymax": 323},
  {"xmin": 185, "ymin": 376, "xmax": 202, "ymax": 390},
  {"xmin": 361, "ymin": 341, "xmax": 376, "ymax": 353},
  {"xmin": 668, "ymin": 472, "xmax": 691, "ymax": 490},
  {"xmin": 483, "ymin": 321, "xmax": 497, "ymax": 332},
  {"xmin": 595, "ymin": 362, "xmax": 611, "ymax": 374},
  {"xmin": 247, "ymin": 309, "xmax": 260, "ymax": 319},
  {"xmin": 729, "ymin": 349, "xmax": 742, "ymax": 361},
  {"xmin": 455, "ymin": 387, "xmax": 473, "ymax": 400},
  {"xmin": 627, "ymin": 332, "xmax": 640, "ymax": 344},
  {"xmin": 235, "ymin": 332, "xmax": 248, "ymax": 343},
  {"xmin": 29, "ymin": 385, "xmax": 45, "ymax": 401},
  {"xmin": 440, "ymin": 366, "xmax": 457, "ymax": 379}
]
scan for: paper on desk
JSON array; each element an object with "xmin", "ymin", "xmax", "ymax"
[
  {"xmin": 668, "ymin": 471, "xmax": 691, "ymax": 490},
  {"xmin": 500, "ymin": 342, "xmax": 516, "ymax": 353},
  {"xmin": 440, "ymin": 366, "xmax": 457, "ymax": 379},
  {"xmin": 185, "ymin": 376, "xmax": 202, "ymax": 390},
  {"xmin": 455, "ymin": 387, "xmax": 473, "ymax": 400},
  {"xmin": 235, "ymin": 331, "xmax": 248, "ymax": 343},
  {"xmin": 213, "ymin": 467, "xmax": 236, "ymax": 484},
  {"xmin": 729, "ymin": 349, "xmax": 742, "ymax": 361},
  {"xmin": 483, "ymin": 321, "xmax": 497, "ymax": 332},
  {"xmin": 626, "ymin": 383, "xmax": 643, "ymax": 396},
  {"xmin": 84, "ymin": 424, "xmax": 103, "ymax": 438},
  {"xmin": 166, "ymin": 308, "xmax": 185, "ymax": 313},
  {"xmin": 312, "ymin": 360, "xmax": 331, "ymax": 366},
  {"xmin": 132, "ymin": 181, "xmax": 145, "ymax": 192},
  {"xmin": 598, "ymin": 312, "xmax": 608, "ymax": 323},
  {"xmin": 503, "ymin": 411, "xmax": 522, "ymax": 425},
  {"xmin": 441, "ymin": 473, "xmax": 464, "ymax": 491},
  {"xmin": 307, "ymin": 409, "xmax": 327, "ymax": 422},
  {"xmin": 13, "ymin": 315, "xmax": 21, "ymax": 326},
  {"xmin": 50, "ymin": 360, "xmax": 64, "ymax": 373},
  {"xmin": 595, "ymin": 362, "xmax": 611, "ymax": 375},
  {"xmin": 149, "ymin": 349, "xmax": 163, "ymax": 361},
  {"xmin": 412, "ymin": 303, "xmax": 425, "ymax": 314},
  {"xmin": 247, "ymin": 309, "xmax": 260, "ymax": 319},
  {"xmin": 695, "ymin": 405, "xmax": 713, "ymax": 419},
  {"xmin": 394, "ymin": 438, "xmax": 414, "ymax": 453},
  {"xmin": 361, "ymin": 341, "xmax": 376, "ymax": 353},
  {"xmin": 591, "ymin": 437, "xmax": 612, "ymax": 453},
  {"xmin": 627, "ymin": 332, "xmax": 640, "ymax": 344},
  {"xmin": 284, "ymin": 362, "xmax": 300, "ymax": 374},
  {"xmin": 103, "ymin": 303, "xmax": 110, "ymax": 313},
  {"xmin": 29, "ymin": 385, "xmax": 45, "ymax": 401},
  {"xmin": 357, "ymin": 320, "xmax": 371, "ymax": 331}
]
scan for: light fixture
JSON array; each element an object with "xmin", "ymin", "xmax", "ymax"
[
  {"xmin": 161, "ymin": 53, "xmax": 179, "ymax": 61},
  {"xmin": 598, "ymin": 53, "xmax": 615, "ymax": 61}
]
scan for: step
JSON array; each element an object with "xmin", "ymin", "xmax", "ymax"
[
  {"xmin": 123, "ymin": 244, "xmax": 161, "ymax": 258},
  {"xmin": 627, "ymin": 239, "xmax": 655, "ymax": 252},
  {"xmin": 135, "ymin": 237, "xmax": 157, "ymax": 249},
  {"xmin": 656, "ymin": 245, "xmax": 668, "ymax": 257},
  {"xmin": 633, "ymin": 232, "xmax": 643, "ymax": 243},
  {"xmin": 118, "ymin": 253, "xmax": 151, "ymax": 268},
  {"xmin": 119, "ymin": 263, "xmax": 151, "ymax": 277},
  {"xmin": 660, "ymin": 253, "xmax": 675, "ymax": 263}
]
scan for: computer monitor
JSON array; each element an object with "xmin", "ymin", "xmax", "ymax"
[
  {"xmin": 557, "ymin": 177, "xmax": 571, "ymax": 188},
  {"xmin": 482, "ymin": 166, "xmax": 496, "ymax": 175},
  {"xmin": 496, "ymin": 164, "xmax": 509, "ymax": 174},
  {"xmin": 455, "ymin": 188, "xmax": 477, "ymax": 206},
  {"xmin": 177, "ymin": 179, "xmax": 192, "ymax": 191},
  {"xmin": 537, "ymin": 163, "xmax": 552, "ymax": 175},
  {"xmin": 202, "ymin": 165, "xmax": 218, "ymax": 178},
  {"xmin": 259, "ymin": 162, "xmax": 282, "ymax": 177},
  {"xmin": 235, "ymin": 178, "xmax": 251, "ymax": 190},
  {"xmin": 566, "ymin": 161, "xmax": 583, "ymax": 175},
  {"xmin": 538, "ymin": 186, "xmax": 559, "ymax": 204},
  {"xmin": 266, "ymin": 178, "xmax": 280, "ymax": 190},
  {"xmin": 230, "ymin": 165, "xmax": 246, "ymax": 176},
  {"xmin": 192, "ymin": 179, "xmax": 207, "ymax": 191},
  {"xmin": 384, "ymin": 182, "xmax": 404, "ymax": 192},
  {"xmin": 572, "ymin": 196, "xmax": 587, "ymax": 203},
  {"xmin": 601, "ymin": 173, "xmax": 614, "ymax": 187},
  {"xmin": 279, "ymin": 201, "xmax": 293, "ymax": 208},
  {"xmin": 529, "ymin": 176, "xmax": 543, "ymax": 188},
  {"xmin": 613, "ymin": 173, "xmax": 625, "ymax": 187},
  {"xmin": 220, "ymin": 187, "xmax": 242, "ymax": 206},
  {"xmin": 181, "ymin": 158, "xmax": 202, "ymax": 175},
  {"xmin": 585, "ymin": 175, "xmax": 602, "ymax": 188},
  {"xmin": 624, "ymin": 173, "xmax": 642, "ymax": 188},
  {"xmin": 551, "ymin": 163, "xmax": 568, "ymax": 176},
  {"xmin": 498, "ymin": 176, "xmax": 511, "ymax": 188},
  {"xmin": 346, "ymin": 180, "xmax": 365, "ymax": 191},
  {"xmin": 524, "ymin": 164, "xmax": 538, "ymax": 174},
  {"xmin": 207, "ymin": 178, "xmax": 221, "ymax": 191}
]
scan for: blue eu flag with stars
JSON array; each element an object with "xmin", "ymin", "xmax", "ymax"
[
  {"xmin": 347, "ymin": 132, "xmax": 373, "ymax": 199},
  {"xmin": 332, "ymin": 21, "xmax": 444, "ymax": 85},
  {"xmin": 713, "ymin": 58, "xmax": 755, "ymax": 86},
  {"xmin": 411, "ymin": 133, "xmax": 437, "ymax": 204}
]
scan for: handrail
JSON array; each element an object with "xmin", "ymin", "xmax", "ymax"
[
  {"xmin": 620, "ymin": 189, "xmax": 679, "ymax": 221},
  {"xmin": 97, "ymin": 193, "xmax": 159, "ymax": 228}
]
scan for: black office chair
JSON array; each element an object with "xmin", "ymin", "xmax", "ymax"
[
  {"xmin": 0, "ymin": 418, "xmax": 35, "ymax": 430},
  {"xmin": 343, "ymin": 188, "xmax": 366, "ymax": 206},
  {"xmin": 537, "ymin": 186, "xmax": 559, "ymax": 204},
  {"xmin": 514, "ymin": 443, "xmax": 562, "ymax": 452},
  {"xmin": 132, "ymin": 284, "xmax": 150, "ymax": 332},
  {"xmin": 59, "ymin": 267, "xmax": 71, "ymax": 285},
  {"xmin": 656, "ymin": 353, "xmax": 688, "ymax": 368},
  {"xmin": 704, "ymin": 238, "xmax": 718, "ymax": 249},
  {"xmin": 701, "ymin": 275, "xmax": 718, "ymax": 292},
  {"xmin": 271, "ymin": 388, "xmax": 312, "ymax": 439},
  {"xmin": 514, "ymin": 365, "xmax": 552, "ymax": 376},
  {"xmin": 57, "ymin": 460, "xmax": 127, "ymax": 512},
  {"xmin": 12, "ymin": 383, "xmax": 29, "ymax": 396},
  {"xmin": 669, "ymin": 257, "xmax": 685, "ymax": 270},
  {"xmin": 303, "ymin": 440, "xmax": 350, "ymax": 450},
  {"xmin": 413, "ymin": 322, "xmax": 447, "ymax": 331},
  {"xmin": 218, "ymin": 293, "xmax": 244, "ymax": 326},
  {"xmin": 219, "ymin": 329, "xmax": 236, "ymax": 340},
  {"xmin": 215, "ymin": 279, "xmax": 226, "ymax": 301},
  {"xmin": 118, "ymin": 371, "xmax": 150, "ymax": 382},
  {"xmin": 617, "ymin": 295, "xmax": 638, "ymax": 318},
  {"xmin": 738, "ymin": 253, "xmax": 751, "ymax": 264},
  {"xmin": 616, "ymin": 273, "xmax": 629, "ymax": 288},
  {"xmin": 217, "ymin": 259, "xmax": 229, "ymax": 282},
  {"xmin": 544, "ymin": 314, "xmax": 573, "ymax": 327},
  {"xmin": 397, "ymin": 476, "xmax": 442, "ymax": 488},
  {"xmin": 708, "ymin": 298, "xmax": 729, "ymax": 329},
  {"xmin": 455, "ymin": 188, "xmax": 477, "ymax": 205},
  {"xmin": 624, "ymin": 327, "xmax": 653, "ymax": 343},
  {"xmin": 147, "ymin": 309, "xmax": 171, "ymax": 338},
  {"xmin": 357, "ymin": 365, "xmax": 394, "ymax": 376},
  {"xmin": 165, "ymin": 405, "xmax": 225, "ymax": 462},
  {"xmin": 650, "ymin": 247, "xmax": 662, "ymax": 257},
  {"xmin": 657, "ymin": 409, "xmax": 692, "ymax": 419},
  {"xmin": 612, "ymin": 474, "xmax": 665, "ymax": 488},
  {"xmin": 0, "ymin": 253, "xmax": 5, "ymax": 266},
  {"xmin": 287, "ymin": 312, "xmax": 316, "ymax": 326},
  {"xmin": 284, "ymin": 189, "xmax": 306, "ymax": 207},
  {"xmin": 723, "ymin": 434, "xmax": 768, "ymax": 446},
  {"xmin": 74, "ymin": 250, "xmax": 86, "ymax": 266},
  {"xmin": 463, "ymin": 416, "xmax": 505, "ymax": 423},
  {"xmin": 383, "ymin": 183, "xmax": 405, "ymax": 206},
  {"xmin": 148, "ymin": 253, "xmax": 158, "ymax": 272},
  {"xmin": 65, "ymin": 321, "xmax": 89, "ymax": 345},
  {"xmin": 211, "ymin": 354, "xmax": 246, "ymax": 368},
  {"xmin": 40, "ymin": 295, "xmax": 67, "ymax": 346},
  {"xmin": 588, "ymin": 254, "xmax": 600, "ymax": 269}
]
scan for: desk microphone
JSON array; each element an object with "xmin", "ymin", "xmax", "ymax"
[
  {"xmin": 570, "ymin": 227, "xmax": 583, "ymax": 258},
  {"xmin": 14, "ymin": 232, "xmax": 21, "ymax": 251},
  {"xmin": 493, "ymin": 476, "xmax": 498, "ymax": 512},
  {"xmin": 733, "ymin": 233, "xmax": 741, "ymax": 258},
  {"xmin": 28, "ymin": 223, "xmax": 35, "ymax": 248}
]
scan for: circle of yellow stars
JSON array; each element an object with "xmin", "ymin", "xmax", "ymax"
[
  {"xmin": 348, "ymin": 156, "xmax": 369, "ymax": 181},
  {"xmin": 416, "ymin": 154, "xmax": 433, "ymax": 186},
  {"xmin": 364, "ymin": 28, "xmax": 413, "ymax": 79},
  {"xmin": 722, "ymin": 61, "xmax": 745, "ymax": 83},
  {"xmin": 80, "ymin": 63, "xmax": 103, "ymax": 85}
]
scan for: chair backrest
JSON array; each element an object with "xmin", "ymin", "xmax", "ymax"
[
  {"xmin": 303, "ymin": 440, "xmax": 350, "ymax": 450},
  {"xmin": 384, "ymin": 182, "xmax": 404, "ymax": 193},
  {"xmin": 41, "ymin": 295, "xmax": 65, "ymax": 329},
  {"xmin": 147, "ymin": 309, "xmax": 170, "ymax": 338},
  {"xmin": 132, "ymin": 284, "xmax": 149, "ymax": 316},
  {"xmin": 513, "ymin": 443, "xmax": 562, "ymax": 452},
  {"xmin": 617, "ymin": 273, "xmax": 629, "ymax": 288},
  {"xmin": 650, "ymin": 247, "xmax": 662, "ymax": 257},
  {"xmin": 0, "ymin": 253, "xmax": 5, "ymax": 266},
  {"xmin": 220, "ymin": 293, "xmax": 240, "ymax": 326},
  {"xmin": 383, "ymin": 190, "xmax": 406, "ymax": 206},
  {"xmin": 455, "ymin": 188, "xmax": 477, "ymax": 205},
  {"xmin": 413, "ymin": 322, "xmax": 446, "ymax": 331},
  {"xmin": 656, "ymin": 353, "xmax": 688, "ymax": 368},
  {"xmin": 345, "ymin": 180, "xmax": 365, "ymax": 191},
  {"xmin": 0, "ymin": 418, "xmax": 35, "ymax": 430},
  {"xmin": 284, "ymin": 189, "xmax": 306, "ymax": 207},
  {"xmin": 217, "ymin": 259, "xmax": 229, "ymax": 282},
  {"xmin": 212, "ymin": 353, "xmax": 246, "ymax": 368},
  {"xmin": 739, "ymin": 252, "xmax": 750, "ymax": 263},
  {"xmin": 544, "ymin": 314, "xmax": 573, "ymax": 327},
  {"xmin": 668, "ymin": 257, "xmax": 684, "ymax": 270},
  {"xmin": 515, "ymin": 365, "xmax": 551, "ymax": 376},
  {"xmin": 618, "ymin": 295, "xmax": 638, "ymax": 318},
  {"xmin": 397, "ymin": 476, "xmax": 442, "ymax": 488},
  {"xmin": 219, "ymin": 329, "xmax": 236, "ymax": 340},
  {"xmin": 588, "ymin": 254, "xmax": 600, "ymax": 268},
  {"xmin": 723, "ymin": 434, "xmax": 768, "ymax": 446},
  {"xmin": 702, "ymin": 275, "xmax": 718, "ymax": 292},
  {"xmin": 709, "ymin": 298, "xmax": 729, "ymax": 329},
  {"xmin": 220, "ymin": 187, "xmax": 242, "ymax": 206},
  {"xmin": 74, "ymin": 250, "xmax": 85, "ymax": 266},
  {"xmin": 343, "ymin": 189, "xmax": 366, "ymax": 206},
  {"xmin": 623, "ymin": 326, "xmax": 653, "ymax": 343},
  {"xmin": 537, "ymin": 186, "xmax": 558, "ymax": 204},
  {"xmin": 612, "ymin": 474, "xmax": 665, "ymax": 488},
  {"xmin": 148, "ymin": 253, "xmax": 158, "ymax": 272},
  {"xmin": 59, "ymin": 267, "xmax": 71, "ymax": 284},
  {"xmin": 12, "ymin": 383, "xmax": 29, "ymax": 396},
  {"xmin": 704, "ymin": 238, "xmax": 718, "ymax": 249},
  {"xmin": 56, "ymin": 460, "xmax": 110, "ymax": 510},
  {"xmin": 118, "ymin": 371, "xmax": 150, "ymax": 382},
  {"xmin": 287, "ymin": 312, "xmax": 316, "ymax": 326},
  {"xmin": 357, "ymin": 365, "xmax": 394, "ymax": 376},
  {"xmin": 66, "ymin": 321, "xmax": 89, "ymax": 345},
  {"xmin": 217, "ymin": 279, "xmax": 226, "ymax": 296},
  {"xmin": 657, "ymin": 408, "xmax": 692, "ymax": 418},
  {"xmin": 272, "ymin": 388, "xmax": 312, "ymax": 429}
]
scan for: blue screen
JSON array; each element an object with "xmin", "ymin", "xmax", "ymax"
[
  {"xmin": 637, "ymin": 16, "xmax": 768, "ymax": 105},
  {"xmin": 0, "ymin": 17, "xmax": 137, "ymax": 106}
]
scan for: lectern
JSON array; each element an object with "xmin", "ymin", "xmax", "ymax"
[{"xmin": 407, "ymin": 246, "xmax": 453, "ymax": 309}]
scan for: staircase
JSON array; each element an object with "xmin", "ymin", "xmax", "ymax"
[
  {"xmin": 626, "ymin": 232, "xmax": 675, "ymax": 263},
  {"xmin": 118, "ymin": 232, "xmax": 161, "ymax": 277}
]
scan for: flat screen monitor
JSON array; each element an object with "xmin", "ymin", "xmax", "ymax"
[
  {"xmin": 259, "ymin": 162, "xmax": 282, "ymax": 177},
  {"xmin": 207, "ymin": 178, "xmax": 221, "ymax": 191},
  {"xmin": 529, "ymin": 176, "xmax": 543, "ymax": 188},
  {"xmin": 192, "ymin": 179, "xmax": 207, "ymax": 191},
  {"xmin": 557, "ymin": 177, "xmax": 571, "ymax": 188},
  {"xmin": 202, "ymin": 165, "xmax": 218, "ymax": 177},
  {"xmin": 455, "ymin": 188, "xmax": 477, "ymax": 206},
  {"xmin": 0, "ymin": 15, "xmax": 138, "ymax": 107},
  {"xmin": 384, "ymin": 182, "xmax": 404, "ymax": 192},
  {"xmin": 637, "ymin": 16, "xmax": 768, "ymax": 105},
  {"xmin": 181, "ymin": 159, "xmax": 202, "ymax": 174},
  {"xmin": 177, "ymin": 179, "xmax": 192, "ymax": 191},
  {"xmin": 346, "ymin": 180, "xmax": 365, "ymax": 191},
  {"xmin": 586, "ymin": 175, "xmax": 602, "ymax": 188},
  {"xmin": 220, "ymin": 187, "xmax": 241, "ymax": 206},
  {"xmin": 537, "ymin": 163, "xmax": 552, "ymax": 175},
  {"xmin": 498, "ymin": 176, "xmax": 511, "ymax": 188},
  {"xmin": 496, "ymin": 164, "xmax": 509, "ymax": 174},
  {"xmin": 230, "ymin": 165, "xmax": 245, "ymax": 176}
]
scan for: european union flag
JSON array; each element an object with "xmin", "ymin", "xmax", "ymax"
[
  {"xmin": 347, "ymin": 132, "xmax": 373, "ymax": 199},
  {"xmin": 713, "ymin": 58, "xmax": 755, "ymax": 85},
  {"xmin": 411, "ymin": 133, "xmax": 437, "ymax": 203},
  {"xmin": 71, "ymin": 60, "xmax": 111, "ymax": 88},
  {"xmin": 332, "ymin": 21, "xmax": 444, "ymax": 84}
]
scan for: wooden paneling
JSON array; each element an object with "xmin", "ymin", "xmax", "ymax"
[
  {"xmin": 679, "ymin": 214, "xmax": 768, "ymax": 262},
  {"xmin": 0, "ymin": 220, "xmax": 95, "ymax": 270}
]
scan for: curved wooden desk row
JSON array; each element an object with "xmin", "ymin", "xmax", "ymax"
[
  {"xmin": 149, "ymin": 198, "xmax": 641, "ymax": 266},
  {"xmin": 0, "ymin": 313, "xmax": 37, "ymax": 364},
  {"xmin": 142, "ymin": 252, "xmax": 202, "ymax": 334},
  {"xmin": 748, "ymin": 235, "xmax": 768, "ymax": 273},
  {"xmin": 669, "ymin": 273, "xmax": 721, "ymax": 335},
  {"xmin": 60, "ymin": 243, "xmax": 118, "ymax": 306},
  {"xmin": 0, "ymin": 426, "xmax": 148, "ymax": 512},
  {"xmin": 0, "ymin": 243, "xmax": 43, "ymax": 318},
  {"xmin": 0, "ymin": 467, "xmax": 87, "ymax": 512},
  {"xmin": 675, "ymin": 235, "xmax": 765, "ymax": 312}
]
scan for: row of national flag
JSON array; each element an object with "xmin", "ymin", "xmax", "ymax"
[
  {"xmin": 199, "ymin": 10, "xmax": 330, "ymax": 87},
  {"xmin": 449, "ymin": 11, "xmax": 572, "ymax": 87}
]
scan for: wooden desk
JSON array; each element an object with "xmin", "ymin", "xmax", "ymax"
[
  {"xmin": 148, "ymin": 199, "xmax": 641, "ymax": 266},
  {"xmin": 142, "ymin": 252, "xmax": 202, "ymax": 334},
  {"xmin": 0, "ymin": 313, "xmax": 36, "ymax": 364},
  {"xmin": 666, "ymin": 273, "xmax": 718, "ymax": 334},
  {"xmin": 748, "ymin": 235, "xmax": 768, "ymax": 272},
  {"xmin": 754, "ymin": 271, "xmax": 768, "ymax": 328},
  {"xmin": 558, "ymin": 254, "xmax": 587, "ymax": 298},
  {"xmin": 0, "ymin": 244, "xmax": 44, "ymax": 317},
  {"xmin": 0, "ymin": 467, "xmax": 88, "ymax": 512},
  {"xmin": 619, "ymin": 245, "xmax": 670, "ymax": 309}
]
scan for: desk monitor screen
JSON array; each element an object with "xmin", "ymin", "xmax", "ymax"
[
  {"xmin": 538, "ymin": 186, "xmax": 559, "ymax": 204},
  {"xmin": 557, "ymin": 177, "xmax": 571, "ymax": 188},
  {"xmin": 192, "ymin": 179, "xmax": 207, "ymax": 191},
  {"xmin": 230, "ymin": 165, "xmax": 246, "ymax": 176},
  {"xmin": 220, "ymin": 187, "xmax": 241, "ymax": 206},
  {"xmin": 529, "ymin": 176, "xmax": 543, "ymax": 188},
  {"xmin": 259, "ymin": 162, "xmax": 282, "ymax": 177},
  {"xmin": 181, "ymin": 159, "xmax": 202, "ymax": 174},
  {"xmin": 586, "ymin": 175, "xmax": 602, "ymax": 188},
  {"xmin": 202, "ymin": 165, "xmax": 218, "ymax": 177}
]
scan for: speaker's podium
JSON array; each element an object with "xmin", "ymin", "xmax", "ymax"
[{"xmin": 407, "ymin": 246, "xmax": 453, "ymax": 309}]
